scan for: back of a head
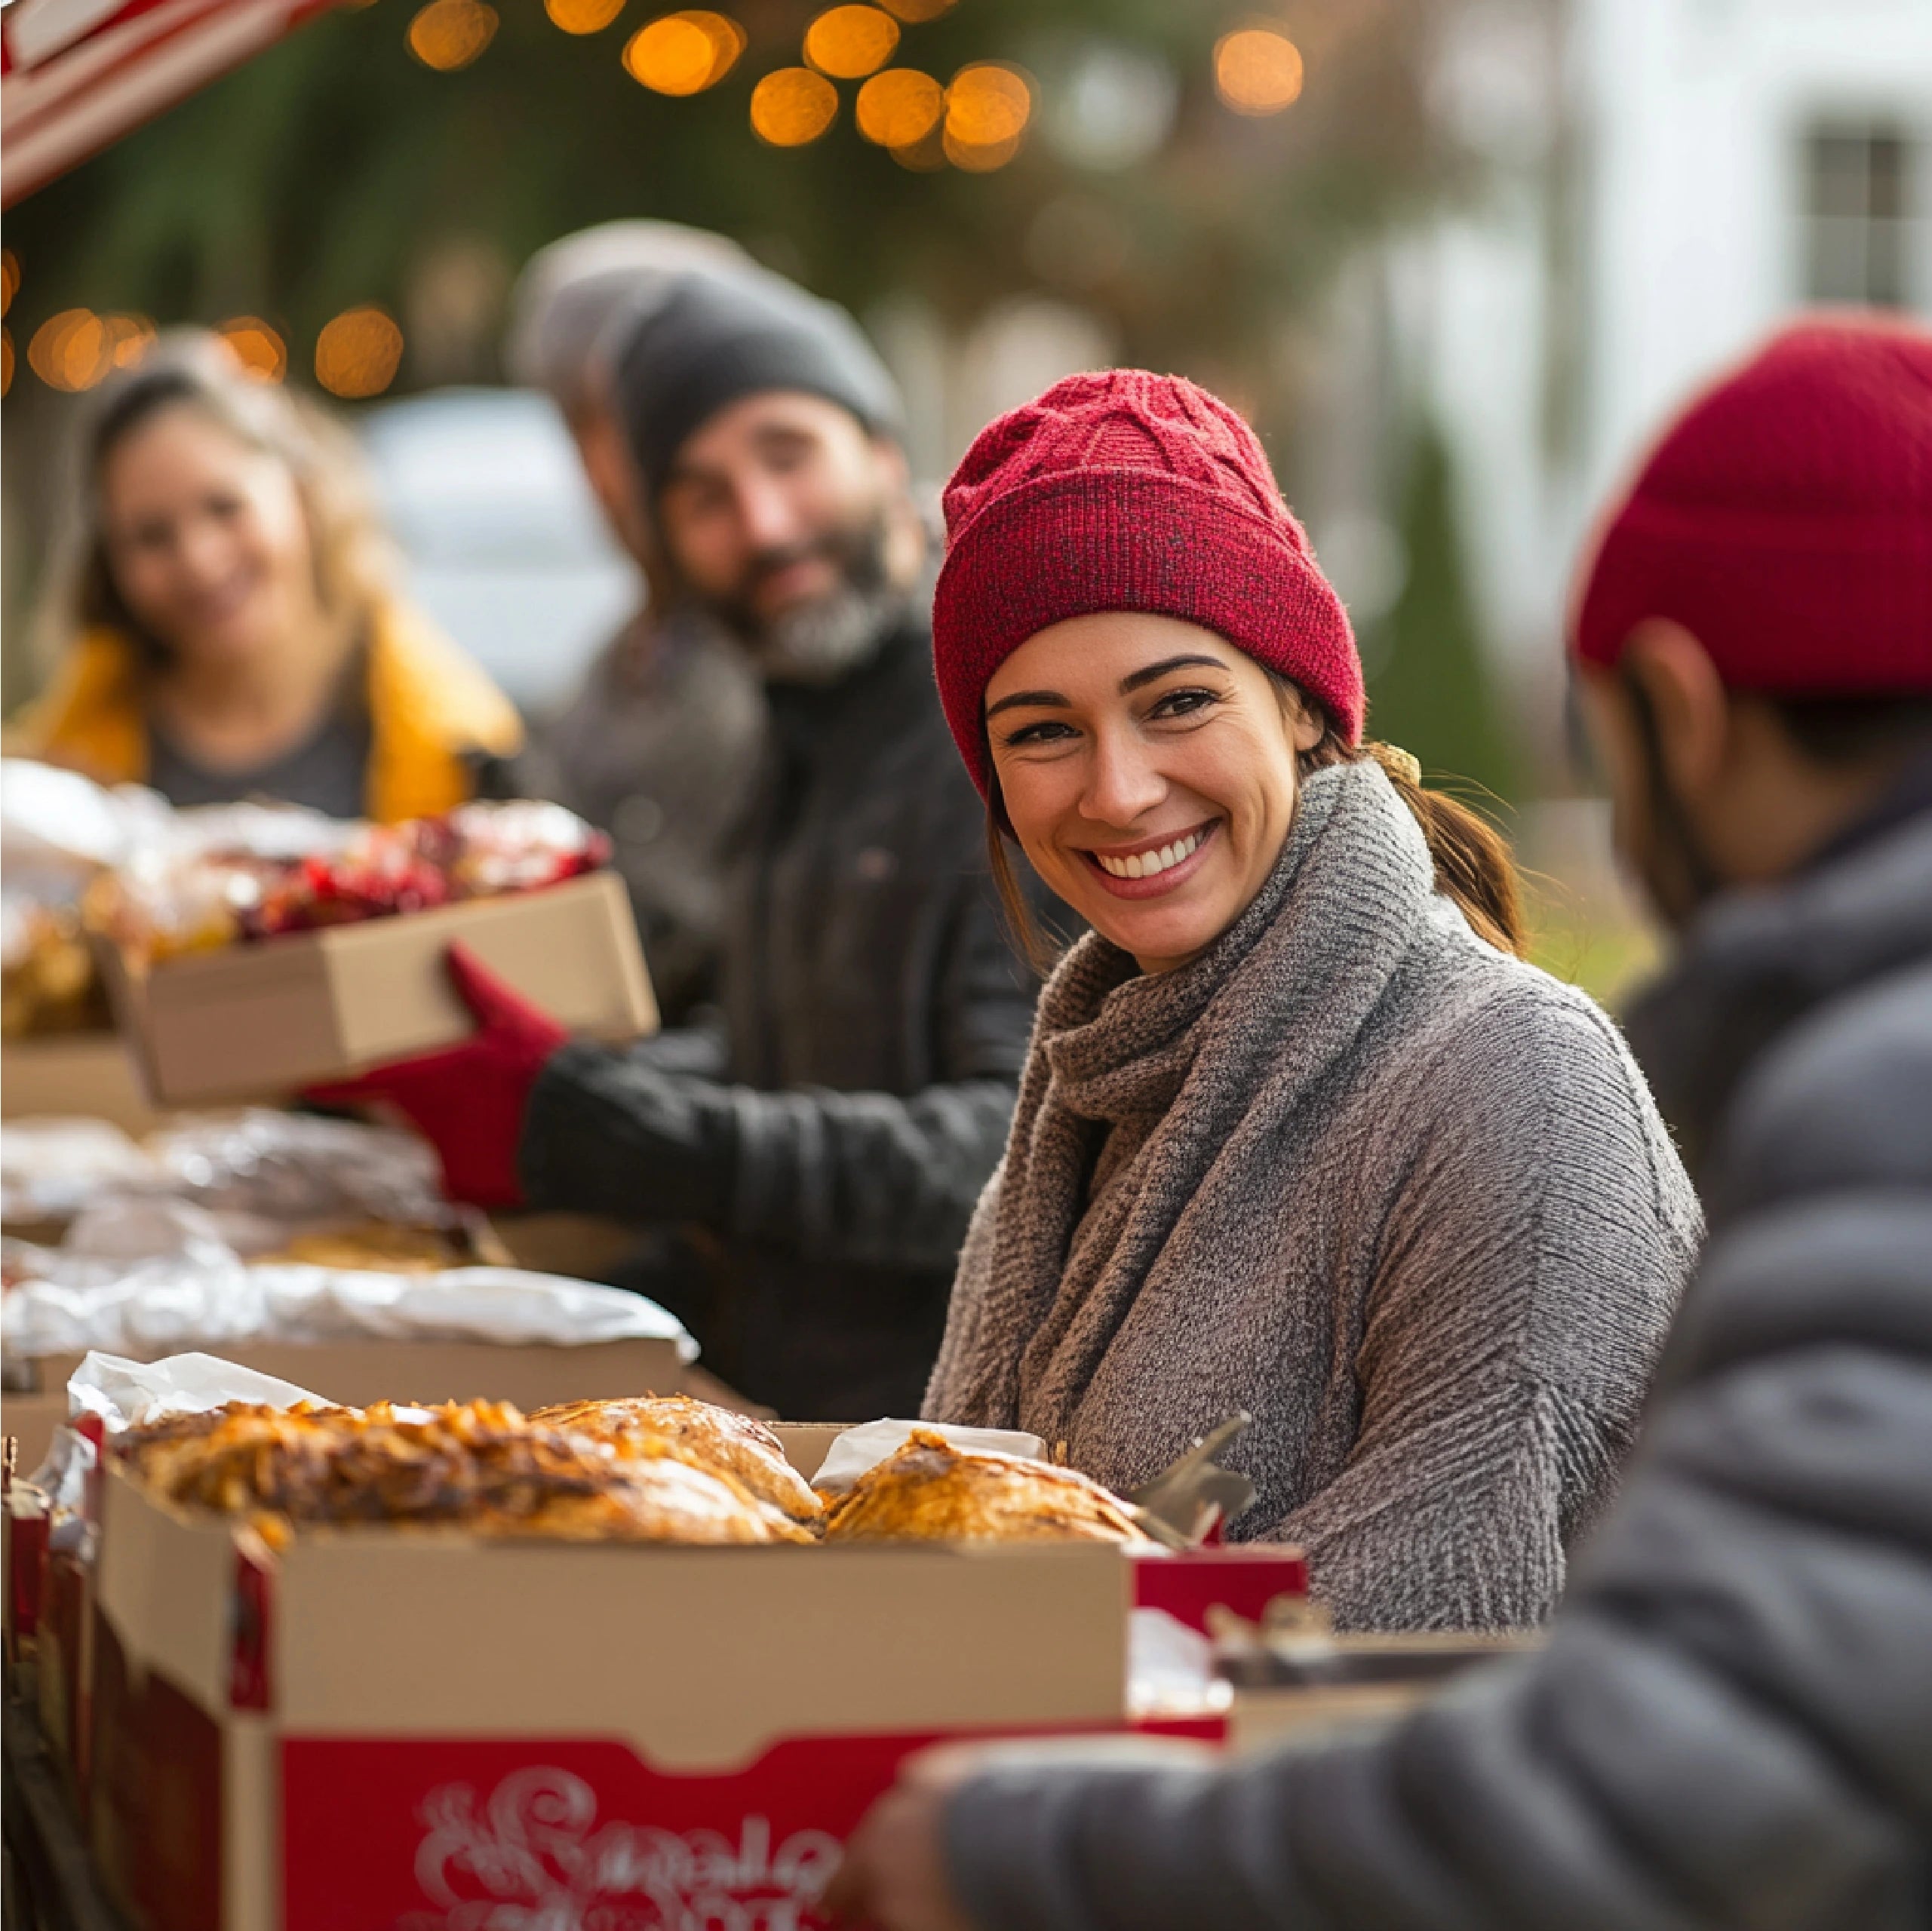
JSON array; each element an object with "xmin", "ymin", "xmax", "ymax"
[
  {"xmin": 1571, "ymin": 315, "xmax": 1932, "ymax": 704},
  {"xmin": 503, "ymin": 220, "xmax": 753, "ymax": 422},
  {"xmin": 606, "ymin": 267, "xmax": 903, "ymax": 500}
]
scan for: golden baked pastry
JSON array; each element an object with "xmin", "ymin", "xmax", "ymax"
[
  {"xmin": 120, "ymin": 1398, "xmax": 809, "ymax": 1544},
  {"xmin": 822, "ymin": 1429, "xmax": 1151, "ymax": 1545},
  {"xmin": 533, "ymin": 1394, "xmax": 822, "ymax": 1527},
  {"xmin": 258, "ymin": 1222, "xmax": 468, "ymax": 1272}
]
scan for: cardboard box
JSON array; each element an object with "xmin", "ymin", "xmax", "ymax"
[
  {"xmin": 87, "ymin": 1425, "xmax": 1306, "ymax": 1930},
  {"xmin": 3, "ymin": 1334, "xmax": 690, "ymax": 1475},
  {"xmin": 103, "ymin": 871, "xmax": 656, "ymax": 1107},
  {"xmin": 2, "ymin": 1032, "xmax": 170, "ymax": 1134}
]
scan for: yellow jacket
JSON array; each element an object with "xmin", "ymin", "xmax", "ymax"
[{"xmin": 8, "ymin": 602, "xmax": 524, "ymax": 823}]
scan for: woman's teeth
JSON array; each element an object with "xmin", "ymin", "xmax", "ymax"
[{"xmin": 1095, "ymin": 830, "xmax": 1203, "ymax": 880}]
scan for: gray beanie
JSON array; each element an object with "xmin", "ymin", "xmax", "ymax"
[
  {"xmin": 504, "ymin": 221, "xmax": 751, "ymax": 421},
  {"xmin": 609, "ymin": 269, "xmax": 903, "ymax": 495}
]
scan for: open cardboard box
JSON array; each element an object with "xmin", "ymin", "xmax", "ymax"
[
  {"xmin": 87, "ymin": 1423, "xmax": 1306, "ymax": 1931},
  {"xmin": 100, "ymin": 870, "xmax": 656, "ymax": 1108},
  {"xmin": 2, "ymin": 1032, "xmax": 171, "ymax": 1135}
]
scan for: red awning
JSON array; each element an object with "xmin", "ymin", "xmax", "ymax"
[{"xmin": 2, "ymin": 0, "xmax": 345, "ymax": 207}]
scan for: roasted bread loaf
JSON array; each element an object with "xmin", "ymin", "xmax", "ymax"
[{"xmin": 822, "ymin": 1429, "xmax": 1150, "ymax": 1545}]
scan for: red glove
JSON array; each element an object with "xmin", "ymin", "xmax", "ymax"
[{"xmin": 306, "ymin": 943, "xmax": 567, "ymax": 1208}]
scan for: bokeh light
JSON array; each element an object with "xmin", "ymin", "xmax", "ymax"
[
  {"xmin": 1, "ymin": 250, "xmax": 18, "ymax": 318},
  {"xmin": 104, "ymin": 315, "xmax": 156, "ymax": 369},
  {"xmin": 27, "ymin": 311, "xmax": 111, "ymax": 391},
  {"xmin": 315, "ymin": 307, "xmax": 404, "ymax": 399},
  {"xmin": 944, "ymin": 61, "xmax": 1031, "ymax": 169},
  {"xmin": 2, "ymin": 328, "xmax": 14, "ymax": 398},
  {"xmin": 217, "ymin": 316, "xmax": 287, "ymax": 381},
  {"xmin": 750, "ymin": 66, "xmax": 837, "ymax": 146},
  {"xmin": 803, "ymin": 5, "xmax": 896, "ymax": 81},
  {"xmin": 407, "ymin": 0, "xmax": 498, "ymax": 71},
  {"xmin": 944, "ymin": 126, "xmax": 1021, "ymax": 171},
  {"xmin": 1213, "ymin": 25, "xmax": 1303, "ymax": 115},
  {"xmin": 546, "ymin": 0, "xmax": 624, "ymax": 32},
  {"xmin": 623, "ymin": 11, "xmax": 743, "ymax": 94},
  {"xmin": 855, "ymin": 68, "xmax": 943, "ymax": 148},
  {"xmin": 876, "ymin": 0, "xmax": 953, "ymax": 19},
  {"xmin": 889, "ymin": 123, "xmax": 948, "ymax": 171}
]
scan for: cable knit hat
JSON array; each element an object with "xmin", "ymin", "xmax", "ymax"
[
  {"xmin": 932, "ymin": 370, "xmax": 1362, "ymax": 797},
  {"xmin": 1571, "ymin": 315, "xmax": 1932, "ymax": 692}
]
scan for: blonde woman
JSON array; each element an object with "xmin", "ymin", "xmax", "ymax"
[{"xmin": 14, "ymin": 330, "xmax": 519, "ymax": 819}]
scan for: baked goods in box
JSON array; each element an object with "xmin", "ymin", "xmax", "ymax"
[
  {"xmin": 822, "ymin": 1429, "xmax": 1153, "ymax": 1546},
  {"xmin": 533, "ymin": 1393, "xmax": 822, "ymax": 1526},
  {"xmin": 120, "ymin": 1398, "xmax": 811, "ymax": 1546},
  {"xmin": 94, "ymin": 801, "xmax": 609, "ymax": 967}
]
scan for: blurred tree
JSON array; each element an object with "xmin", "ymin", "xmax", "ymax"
[
  {"xmin": 3, "ymin": 0, "xmax": 1455, "ymax": 391},
  {"xmin": 1362, "ymin": 416, "xmax": 1521, "ymax": 806}
]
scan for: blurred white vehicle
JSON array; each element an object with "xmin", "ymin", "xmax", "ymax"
[{"xmin": 358, "ymin": 388, "xmax": 641, "ymax": 715}]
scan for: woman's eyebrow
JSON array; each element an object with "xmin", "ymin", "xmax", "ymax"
[
  {"xmin": 985, "ymin": 688, "xmax": 1068, "ymax": 720},
  {"xmin": 1120, "ymin": 653, "xmax": 1229, "ymax": 693}
]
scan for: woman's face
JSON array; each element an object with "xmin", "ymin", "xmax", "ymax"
[
  {"xmin": 100, "ymin": 404, "xmax": 321, "ymax": 670},
  {"xmin": 987, "ymin": 612, "xmax": 1322, "ymax": 973}
]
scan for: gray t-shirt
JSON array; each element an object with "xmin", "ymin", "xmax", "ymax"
[{"xmin": 146, "ymin": 705, "xmax": 373, "ymax": 820}]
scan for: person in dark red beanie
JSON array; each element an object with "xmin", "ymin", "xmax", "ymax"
[
  {"xmin": 829, "ymin": 324, "xmax": 1932, "ymax": 1931},
  {"xmin": 1569, "ymin": 315, "xmax": 1932, "ymax": 1171},
  {"xmin": 902, "ymin": 367, "xmax": 1699, "ymax": 1626}
]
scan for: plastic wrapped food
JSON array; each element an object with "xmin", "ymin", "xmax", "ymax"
[{"xmin": 95, "ymin": 800, "xmax": 609, "ymax": 962}]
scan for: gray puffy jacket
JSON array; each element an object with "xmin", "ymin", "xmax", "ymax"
[{"xmin": 944, "ymin": 790, "xmax": 1932, "ymax": 1931}]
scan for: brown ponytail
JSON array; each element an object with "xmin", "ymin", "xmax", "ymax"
[
  {"xmin": 982, "ymin": 685, "xmax": 1528, "ymax": 973},
  {"xmin": 1342, "ymin": 739, "xmax": 1526, "ymax": 957}
]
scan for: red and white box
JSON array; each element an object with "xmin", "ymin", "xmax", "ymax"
[{"xmin": 88, "ymin": 1427, "xmax": 1305, "ymax": 1929}]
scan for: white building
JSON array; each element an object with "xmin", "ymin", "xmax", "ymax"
[{"xmin": 1399, "ymin": 0, "xmax": 1932, "ymax": 715}]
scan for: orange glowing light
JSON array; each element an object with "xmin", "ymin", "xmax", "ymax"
[
  {"xmin": 855, "ymin": 66, "xmax": 943, "ymax": 148},
  {"xmin": 2, "ymin": 327, "xmax": 14, "ymax": 398},
  {"xmin": 803, "ymin": 5, "xmax": 896, "ymax": 80},
  {"xmin": 1, "ymin": 250, "xmax": 18, "ymax": 319},
  {"xmin": 944, "ymin": 126, "xmax": 1020, "ymax": 171},
  {"xmin": 546, "ymin": 0, "xmax": 624, "ymax": 31},
  {"xmin": 750, "ymin": 66, "xmax": 837, "ymax": 146},
  {"xmin": 407, "ymin": 0, "xmax": 498, "ymax": 71},
  {"xmin": 1213, "ymin": 26, "xmax": 1303, "ymax": 115},
  {"xmin": 623, "ymin": 11, "xmax": 743, "ymax": 93},
  {"xmin": 876, "ymin": 0, "xmax": 952, "ymax": 19},
  {"xmin": 315, "ymin": 307, "xmax": 404, "ymax": 399},
  {"xmin": 217, "ymin": 316, "xmax": 287, "ymax": 381},
  {"xmin": 26, "ymin": 310, "xmax": 116, "ymax": 392},
  {"xmin": 944, "ymin": 61, "xmax": 1031, "ymax": 148},
  {"xmin": 104, "ymin": 315, "xmax": 157, "ymax": 370}
]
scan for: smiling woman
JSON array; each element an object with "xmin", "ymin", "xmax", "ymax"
[
  {"xmin": 13, "ymin": 329, "xmax": 521, "ymax": 820},
  {"xmin": 922, "ymin": 370, "xmax": 1703, "ymax": 1635}
]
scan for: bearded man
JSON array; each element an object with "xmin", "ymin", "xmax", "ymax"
[{"xmin": 327, "ymin": 269, "xmax": 1046, "ymax": 1419}]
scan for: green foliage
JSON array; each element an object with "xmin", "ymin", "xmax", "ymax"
[
  {"xmin": 1362, "ymin": 417, "xmax": 1522, "ymax": 806},
  {"xmin": 5, "ymin": 0, "xmax": 1452, "ymax": 385}
]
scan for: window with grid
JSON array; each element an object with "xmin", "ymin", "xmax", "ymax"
[{"xmin": 1802, "ymin": 124, "xmax": 1927, "ymax": 309}]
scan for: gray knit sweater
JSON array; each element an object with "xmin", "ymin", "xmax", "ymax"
[{"xmin": 923, "ymin": 761, "xmax": 1702, "ymax": 1632}]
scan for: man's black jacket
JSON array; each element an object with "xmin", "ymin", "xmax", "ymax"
[
  {"xmin": 944, "ymin": 778, "xmax": 1932, "ymax": 1930},
  {"xmin": 519, "ymin": 609, "xmax": 1044, "ymax": 1420}
]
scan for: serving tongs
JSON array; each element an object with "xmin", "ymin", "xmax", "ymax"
[{"xmin": 1129, "ymin": 1413, "xmax": 1257, "ymax": 1549}]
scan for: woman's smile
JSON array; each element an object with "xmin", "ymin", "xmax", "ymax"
[{"xmin": 1079, "ymin": 818, "xmax": 1220, "ymax": 896}]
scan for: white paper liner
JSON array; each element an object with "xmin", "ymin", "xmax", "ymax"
[
  {"xmin": 811, "ymin": 1418, "xmax": 1047, "ymax": 1494},
  {"xmin": 66, "ymin": 1348, "xmax": 330, "ymax": 1433}
]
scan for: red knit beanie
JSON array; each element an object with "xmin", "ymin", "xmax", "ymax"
[
  {"xmin": 932, "ymin": 370, "xmax": 1362, "ymax": 798},
  {"xmin": 1571, "ymin": 315, "xmax": 1932, "ymax": 692}
]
